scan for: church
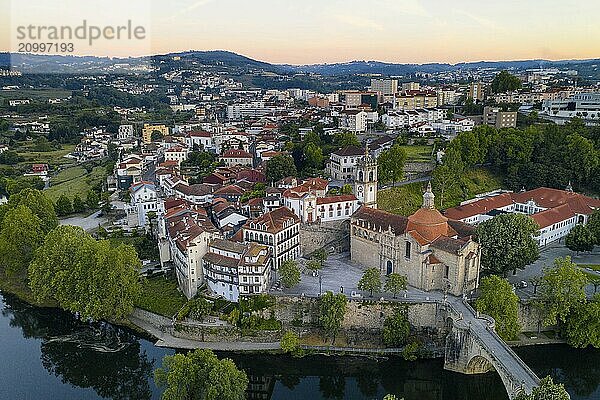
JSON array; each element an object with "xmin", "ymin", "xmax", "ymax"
[{"xmin": 350, "ymin": 183, "xmax": 481, "ymax": 296}]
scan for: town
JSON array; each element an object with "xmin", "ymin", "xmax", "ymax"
[{"xmin": 1, "ymin": 50, "xmax": 600, "ymax": 400}]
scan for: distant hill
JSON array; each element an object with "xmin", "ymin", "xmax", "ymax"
[{"xmin": 2, "ymin": 50, "xmax": 599, "ymax": 80}]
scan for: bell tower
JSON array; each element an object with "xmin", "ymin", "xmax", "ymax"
[{"xmin": 354, "ymin": 147, "xmax": 378, "ymax": 208}]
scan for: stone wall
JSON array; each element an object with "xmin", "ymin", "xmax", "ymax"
[
  {"xmin": 172, "ymin": 322, "xmax": 282, "ymax": 343},
  {"xmin": 300, "ymin": 220, "xmax": 350, "ymax": 256},
  {"xmin": 518, "ymin": 301, "xmax": 553, "ymax": 333}
]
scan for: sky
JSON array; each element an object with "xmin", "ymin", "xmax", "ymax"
[{"xmin": 2, "ymin": 0, "xmax": 600, "ymax": 65}]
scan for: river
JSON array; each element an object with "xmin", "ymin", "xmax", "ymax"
[{"xmin": 1, "ymin": 291, "xmax": 599, "ymax": 400}]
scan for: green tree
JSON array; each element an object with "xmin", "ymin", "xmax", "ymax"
[
  {"xmin": 476, "ymin": 213, "xmax": 540, "ymax": 276},
  {"xmin": 151, "ymin": 130, "xmax": 164, "ymax": 142},
  {"xmin": 303, "ymin": 142, "xmax": 324, "ymax": 171},
  {"xmin": 72, "ymin": 194, "xmax": 86, "ymax": 213},
  {"xmin": 382, "ymin": 308, "xmax": 410, "ymax": 347},
  {"xmin": 475, "ymin": 276, "xmax": 521, "ymax": 341},
  {"xmin": 491, "ymin": 70, "xmax": 522, "ymax": 93},
  {"xmin": 266, "ymin": 155, "xmax": 297, "ymax": 183},
  {"xmin": 313, "ymin": 248, "xmax": 328, "ymax": 265},
  {"xmin": 384, "ymin": 273, "xmax": 407, "ymax": 298},
  {"xmin": 0, "ymin": 150, "xmax": 24, "ymax": 165},
  {"xmin": 0, "ymin": 188, "xmax": 58, "ymax": 233},
  {"xmin": 587, "ymin": 210, "xmax": 600, "ymax": 245},
  {"xmin": 565, "ymin": 224, "xmax": 596, "ymax": 254},
  {"xmin": 55, "ymin": 194, "xmax": 73, "ymax": 216},
  {"xmin": 564, "ymin": 294, "xmax": 600, "ymax": 348},
  {"xmin": 280, "ymin": 331, "xmax": 300, "ymax": 354},
  {"xmin": 0, "ymin": 205, "xmax": 44, "ymax": 277},
  {"xmin": 28, "ymin": 225, "xmax": 142, "ymax": 320},
  {"xmin": 432, "ymin": 147, "xmax": 464, "ymax": 208},
  {"xmin": 279, "ymin": 260, "xmax": 300, "ymax": 289},
  {"xmin": 318, "ymin": 292, "xmax": 347, "ymax": 344},
  {"xmin": 536, "ymin": 256, "xmax": 588, "ymax": 327},
  {"xmin": 566, "ymin": 134, "xmax": 598, "ymax": 185},
  {"xmin": 334, "ymin": 132, "xmax": 361, "ymax": 148},
  {"xmin": 340, "ymin": 184, "xmax": 353, "ymax": 195},
  {"xmin": 154, "ymin": 349, "xmax": 248, "ymax": 400},
  {"xmin": 514, "ymin": 376, "xmax": 570, "ymax": 400},
  {"xmin": 378, "ymin": 144, "xmax": 407, "ymax": 185},
  {"xmin": 358, "ymin": 268, "xmax": 382, "ymax": 297},
  {"xmin": 86, "ymin": 190, "xmax": 100, "ymax": 210},
  {"xmin": 306, "ymin": 257, "xmax": 323, "ymax": 274}
]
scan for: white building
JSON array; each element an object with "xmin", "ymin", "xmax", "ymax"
[
  {"xmin": 126, "ymin": 181, "xmax": 159, "ymax": 228},
  {"xmin": 203, "ymin": 239, "xmax": 271, "ymax": 302},
  {"xmin": 444, "ymin": 187, "xmax": 600, "ymax": 247},
  {"xmin": 164, "ymin": 145, "xmax": 190, "ymax": 165},
  {"xmin": 541, "ymin": 92, "xmax": 600, "ymax": 125},
  {"xmin": 185, "ymin": 131, "xmax": 213, "ymax": 151},
  {"xmin": 242, "ymin": 207, "xmax": 301, "ymax": 269},
  {"xmin": 118, "ymin": 124, "xmax": 135, "ymax": 140},
  {"xmin": 340, "ymin": 110, "xmax": 368, "ymax": 132},
  {"xmin": 219, "ymin": 149, "xmax": 253, "ymax": 167},
  {"xmin": 159, "ymin": 205, "xmax": 221, "ymax": 299},
  {"xmin": 327, "ymin": 146, "xmax": 365, "ymax": 181}
]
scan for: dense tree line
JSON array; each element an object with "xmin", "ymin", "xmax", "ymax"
[
  {"xmin": 440, "ymin": 120, "xmax": 600, "ymax": 193},
  {"xmin": 0, "ymin": 188, "xmax": 142, "ymax": 320}
]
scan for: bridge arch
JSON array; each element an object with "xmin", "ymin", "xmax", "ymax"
[{"xmin": 465, "ymin": 355, "xmax": 494, "ymax": 374}]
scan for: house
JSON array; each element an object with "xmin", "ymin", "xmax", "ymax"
[
  {"xmin": 158, "ymin": 205, "xmax": 221, "ymax": 299},
  {"xmin": 164, "ymin": 145, "xmax": 189, "ymax": 165},
  {"xmin": 327, "ymin": 146, "xmax": 365, "ymax": 180},
  {"xmin": 118, "ymin": 124, "xmax": 135, "ymax": 140},
  {"xmin": 116, "ymin": 156, "xmax": 144, "ymax": 189},
  {"xmin": 185, "ymin": 131, "xmax": 213, "ymax": 151},
  {"xmin": 219, "ymin": 149, "xmax": 253, "ymax": 167},
  {"xmin": 203, "ymin": 239, "xmax": 271, "ymax": 302},
  {"xmin": 339, "ymin": 110, "xmax": 367, "ymax": 132},
  {"xmin": 351, "ymin": 184, "xmax": 480, "ymax": 296},
  {"xmin": 242, "ymin": 206, "xmax": 301, "ymax": 269},
  {"xmin": 125, "ymin": 181, "xmax": 159, "ymax": 228}
]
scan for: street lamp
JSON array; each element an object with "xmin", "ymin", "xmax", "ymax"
[{"xmin": 319, "ymin": 274, "xmax": 322, "ymax": 297}]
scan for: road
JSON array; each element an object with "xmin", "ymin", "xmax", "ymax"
[
  {"xmin": 59, "ymin": 211, "xmax": 107, "ymax": 232},
  {"xmin": 506, "ymin": 242, "xmax": 600, "ymax": 298}
]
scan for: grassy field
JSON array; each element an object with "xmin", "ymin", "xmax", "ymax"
[
  {"xmin": 379, "ymin": 168, "xmax": 504, "ymax": 216},
  {"xmin": 400, "ymin": 145, "xmax": 434, "ymax": 163},
  {"xmin": 579, "ymin": 264, "xmax": 600, "ymax": 271},
  {"xmin": 44, "ymin": 166, "xmax": 106, "ymax": 201},
  {"xmin": 17, "ymin": 144, "xmax": 76, "ymax": 168},
  {"xmin": 0, "ymin": 89, "xmax": 72, "ymax": 101},
  {"xmin": 135, "ymin": 275, "xmax": 188, "ymax": 317}
]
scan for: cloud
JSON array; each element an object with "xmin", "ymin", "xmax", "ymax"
[
  {"xmin": 454, "ymin": 9, "xmax": 499, "ymax": 30},
  {"xmin": 378, "ymin": 0, "xmax": 430, "ymax": 18},
  {"xmin": 167, "ymin": 0, "xmax": 215, "ymax": 21},
  {"xmin": 334, "ymin": 14, "xmax": 384, "ymax": 31}
]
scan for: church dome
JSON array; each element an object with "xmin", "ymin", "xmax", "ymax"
[{"xmin": 406, "ymin": 182, "xmax": 449, "ymax": 242}]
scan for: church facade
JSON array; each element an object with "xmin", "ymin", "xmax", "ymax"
[{"xmin": 350, "ymin": 183, "xmax": 481, "ymax": 296}]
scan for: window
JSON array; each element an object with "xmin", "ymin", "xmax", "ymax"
[
  {"xmin": 405, "ymin": 242, "xmax": 411, "ymax": 259},
  {"xmin": 444, "ymin": 265, "xmax": 449, "ymax": 279}
]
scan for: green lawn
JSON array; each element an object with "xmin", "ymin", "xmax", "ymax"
[
  {"xmin": 379, "ymin": 168, "xmax": 504, "ymax": 216},
  {"xmin": 44, "ymin": 166, "xmax": 106, "ymax": 201},
  {"xmin": 0, "ymin": 89, "xmax": 72, "ymax": 101},
  {"xmin": 579, "ymin": 264, "xmax": 600, "ymax": 271},
  {"xmin": 135, "ymin": 275, "xmax": 188, "ymax": 317},
  {"xmin": 400, "ymin": 145, "xmax": 434, "ymax": 163},
  {"xmin": 18, "ymin": 144, "xmax": 76, "ymax": 168}
]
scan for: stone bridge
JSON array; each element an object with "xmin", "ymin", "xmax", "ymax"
[{"xmin": 442, "ymin": 297, "xmax": 542, "ymax": 399}]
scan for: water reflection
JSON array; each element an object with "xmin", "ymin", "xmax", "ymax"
[
  {"xmin": 1, "ymin": 291, "xmax": 599, "ymax": 400},
  {"xmin": 517, "ymin": 345, "xmax": 600, "ymax": 400},
  {"xmin": 230, "ymin": 354, "xmax": 510, "ymax": 400},
  {"xmin": 1, "ymin": 293, "xmax": 155, "ymax": 400}
]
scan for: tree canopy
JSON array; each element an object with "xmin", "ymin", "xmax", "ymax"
[
  {"xmin": 565, "ymin": 224, "xmax": 596, "ymax": 254},
  {"xmin": 0, "ymin": 204, "xmax": 44, "ymax": 278},
  {"xmin": 0, "ymin": 188, "xmax": 58, "ymax": 233},
  {"xmin": 154, "ymin": 349, "xmax": 248, "ymax": 400},
  {"xmin": 28, "ymin": 225, "xmax": 142, "ymax": 320},
  {"xmin": 491, "ymin": 70, "xmax": 522, "ymax": 93},
  {"xmin": 382, "ymin": 308, "xmax": 410, "ymax": 347},
  {"xmin": 278, "ymin": 260, "xmax": 300, "ymax": 289},
  {"xmin": 536, "ymin": 256, "xmax": 588, "ymax": 327},
  {"xmin": 384, "ymin": 273, "xmax": 407, "ymax": 298},
  {"xmin": 476, "ymin": 275, "xmax": 521, "ymax": 340},
  {"xmin": 514, "ymin": 376, "xmax": 570, "ymax": 400},
  {"xmin": 319, "ymin": 292, "xmax": 347, "ymax": 344},
  {"xmin": 564, "ymin": 294, "xmax": 600, "ymax": 349},
  {"xmin": 358, "ymin": 268, "xmax": 382, "ymax": 297},
  {"xmin": 476, "ymin": 213, "xmax": 540, "ymax": 276},
  {"xmin": 266, "ymin": 155, "xmax": 297, "ymax": 183},
  {"xmin": 378, "ymin": 144, "xmax": 407, "ymax": 185}
]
